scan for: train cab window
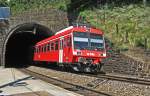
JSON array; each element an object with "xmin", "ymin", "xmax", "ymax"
[
  {"xmin": 55, "ymin": 41, "xmax": 58, "ymax": 50},
  {"xmin": 51, "ymin": 43, "xmax": 54, "ymax": 50}
]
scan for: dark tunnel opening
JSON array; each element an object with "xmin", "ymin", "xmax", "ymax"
[
  {"xmin": 5, "ymin": 33, "xmax": 35, "ymax": 67},
  {"xmin": 4, "ymin": 23, "xmax": 54, "ymax": 68}
]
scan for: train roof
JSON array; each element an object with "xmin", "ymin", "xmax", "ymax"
[
  {"xmin": 55, "ymin": 26, "xmax": 73, "ymax": 35},
  {"xmin": 36, "ymin": 25, "xmax": 104, "ymax": 46}
]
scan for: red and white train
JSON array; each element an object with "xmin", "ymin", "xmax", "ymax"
[{"xmin": 33, "ymin": 24, "xmax": 107, "ymax": 72}]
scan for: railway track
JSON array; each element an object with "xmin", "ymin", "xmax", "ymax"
[
  {"xmin": 97, "ymin": 74, "xmax": 150, "ymax": 86},
  {"xmin": 19, "ymin": 68, "xmax": 111, "ymax": 96},
  {"xmin": 83, "ymin": 73, "xmax": 150, "ymax": 89}
]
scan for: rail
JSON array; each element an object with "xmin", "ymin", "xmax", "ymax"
[
  {"xmin": 85, "ymin": 73, "xmax": 150, "ymax": 86},
  {"xmin": 19, "ymin": 68, "xmax": 111, "ymax": 96}
]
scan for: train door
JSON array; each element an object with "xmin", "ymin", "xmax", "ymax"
[
  {"xmin": 59, "ymin": 38, "xmax": 63, "ymax": 63},
  {"xmin": 63, "ymin": 36, "xmax": 72, "ymax": 63}
]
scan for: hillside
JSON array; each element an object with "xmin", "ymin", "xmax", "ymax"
[
  {"xmin": 1, "ymin": 0, "xmax": 150, "ymax": 50},
  {"xmin": 80, "ymin": 4, "xmax": 150, "ymax": 50}
]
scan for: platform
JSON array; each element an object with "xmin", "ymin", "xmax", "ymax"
[{"xmin": 0, "ymin": 68, "xmax": 82, "ymax": 96}]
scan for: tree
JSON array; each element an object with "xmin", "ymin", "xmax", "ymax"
[
  {"xmin": 143, "ymin": 0, "xmax": 147, "ymax": 6},
  {"xmin": 0, "ymin": 0, "xmax": 8, "ymax": 7}
]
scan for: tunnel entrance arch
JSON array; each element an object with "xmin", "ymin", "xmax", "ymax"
[{"xmin": 2, "ymin": 22, "xmax": 54, "ymax": 67}]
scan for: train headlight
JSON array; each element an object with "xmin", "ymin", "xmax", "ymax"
[
  {"xmin": 73, "ymin": 51, "xmax": 81, "ymax": 55},
  {"xmin": 73, "ymin": 51, "xmax": 77, "ymax": 55},
  {"xmin": 102, "ymin": 53, "xmax": 106, "ymax": 57},
  {"xmin": 100, "ymin": 53, "xmax": 106, "ymax": 57}
]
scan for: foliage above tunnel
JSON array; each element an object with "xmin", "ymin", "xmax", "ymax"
[
  {"xmin": 0, "ymin": 0, "xmax": 149, "ymax": 50},
  {"xmin": 79, "ymin": 5, "xmax": 150, "ymax": 50},
  {"xmin": 0, "ymin": 0, "xmax": 149, "ymax": 14}
]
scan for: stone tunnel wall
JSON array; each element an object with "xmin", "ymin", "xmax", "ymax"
[
  {"xmin": 9, "ymin": 9, "xmax": 68, "ymax": 32},
  {"xmin": 0, "ymin": 8, "xmax": 69, "ymax": 67}
]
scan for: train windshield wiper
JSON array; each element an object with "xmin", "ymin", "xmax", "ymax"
[
  {"xmin": 90, "ymin": 46, "xmax": 104, "ymax": 51},
  {"xmin": 96, "ymin": 47, "xmax": 104, "ymax": 51}
]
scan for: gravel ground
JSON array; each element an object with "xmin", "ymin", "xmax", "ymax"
[
  {"xmin": 96, "ymin": 81, "xmax": 150, "ymax": 96},
  {"xmin": 27, "ymin": 66, "xmax": 150, "ymax": 96},
  {"xmin": 27, "ymin": 66, "xmax": 96, "ymax": 85}
]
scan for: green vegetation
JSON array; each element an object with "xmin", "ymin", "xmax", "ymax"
[
  {"xmin": 0, "ymin": 0, "xmax": 149, "ymax": 50},
  {"xmin": 0, "ymin": 0, "xmax": 9, "ymax": 6},
  {"xmin": 0, "ymin": 0, "xmax": 69, "ymax": 15},
  {"xmin": 9, "ymin": 0, "xmax": 57, "ymax": 15},
  {"xmin": 80, "ymin": 5, "xmax": 150, "ymax": 50}
]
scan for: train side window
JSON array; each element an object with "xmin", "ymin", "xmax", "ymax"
[
  {"xmin": 39, "ymin": 46, "xmax": 41, "ymax": 52},
  {"xmin": 40, "ymin": 46, "xmax": 42, "ymax": 52},
  {"xmin": 47, "ymin": 43, "xmax": 50, "ymax": 51},
  {"xmin": 63, "ymin": 39, "xmax": 67, "ymax": 47},
  {"xmin": 45, "ymin": 45, "xmax": 47, "ymax": 52},
  {"xmin": 49, "ymin": 43, "xmax": 51, "ymax": 51},
  {"xmin": 41, "ymin": 46, "xmax": 43, "ymax": 52},
  {"xmin": 42, "ymin": 46, "xmax": 44, "ymax": 52},
  {"xmin": 55, "ymin": 41, "xmax": 58, "ymax": 50},
  {"xmin": 41, "ymin": 46, "xmax": 42, "ymax": 53},
  {"xmin": 44, "ymin": 45, "xmax": 47, "ymax": 52},
  {"xmin": 40, "ymin": 47, "xmax": 42, "ymax": 52},
  {"xmin": 37, "ymin": 47, "xmax": 39, "ymax": 53},
  {"xmin": 51, "ymin": 43, "xmax": 54, "ymax": 50},
  {"xmin": 39, "ymin": 46, "xmax": 41, "ymax": 53},
  {"xmin": 41, "ymin": 46, "xmax": 44, "ymax": 52},
  {"xmin": 36, "ymin": 47, "xmax": 38, "ymax": 53},
  {"xmin": 67, "ymin": 37, "xmax": 71, "ymax": 46}
]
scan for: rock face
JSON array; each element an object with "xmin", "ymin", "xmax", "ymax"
[
  {"xmin": 0, "ymin": 8, "xmax": 68, "ymax": 67},
  {"xmin": 103, "ymin": 51, "xmax": 150, "ymax": 78}
]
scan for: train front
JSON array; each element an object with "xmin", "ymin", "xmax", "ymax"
[{"xmin": 71, "ymin": 26, "xmax": 106, "ymax": 72}]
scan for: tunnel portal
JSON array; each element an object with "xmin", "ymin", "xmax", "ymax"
[{"xmin": 2, "ymin": 23, "xmax": 54, "ymax": 67}]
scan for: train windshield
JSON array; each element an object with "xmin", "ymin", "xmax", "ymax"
[{"xmin": 73, "ymin": 32, "xmax": 104, "ymax": 50}]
